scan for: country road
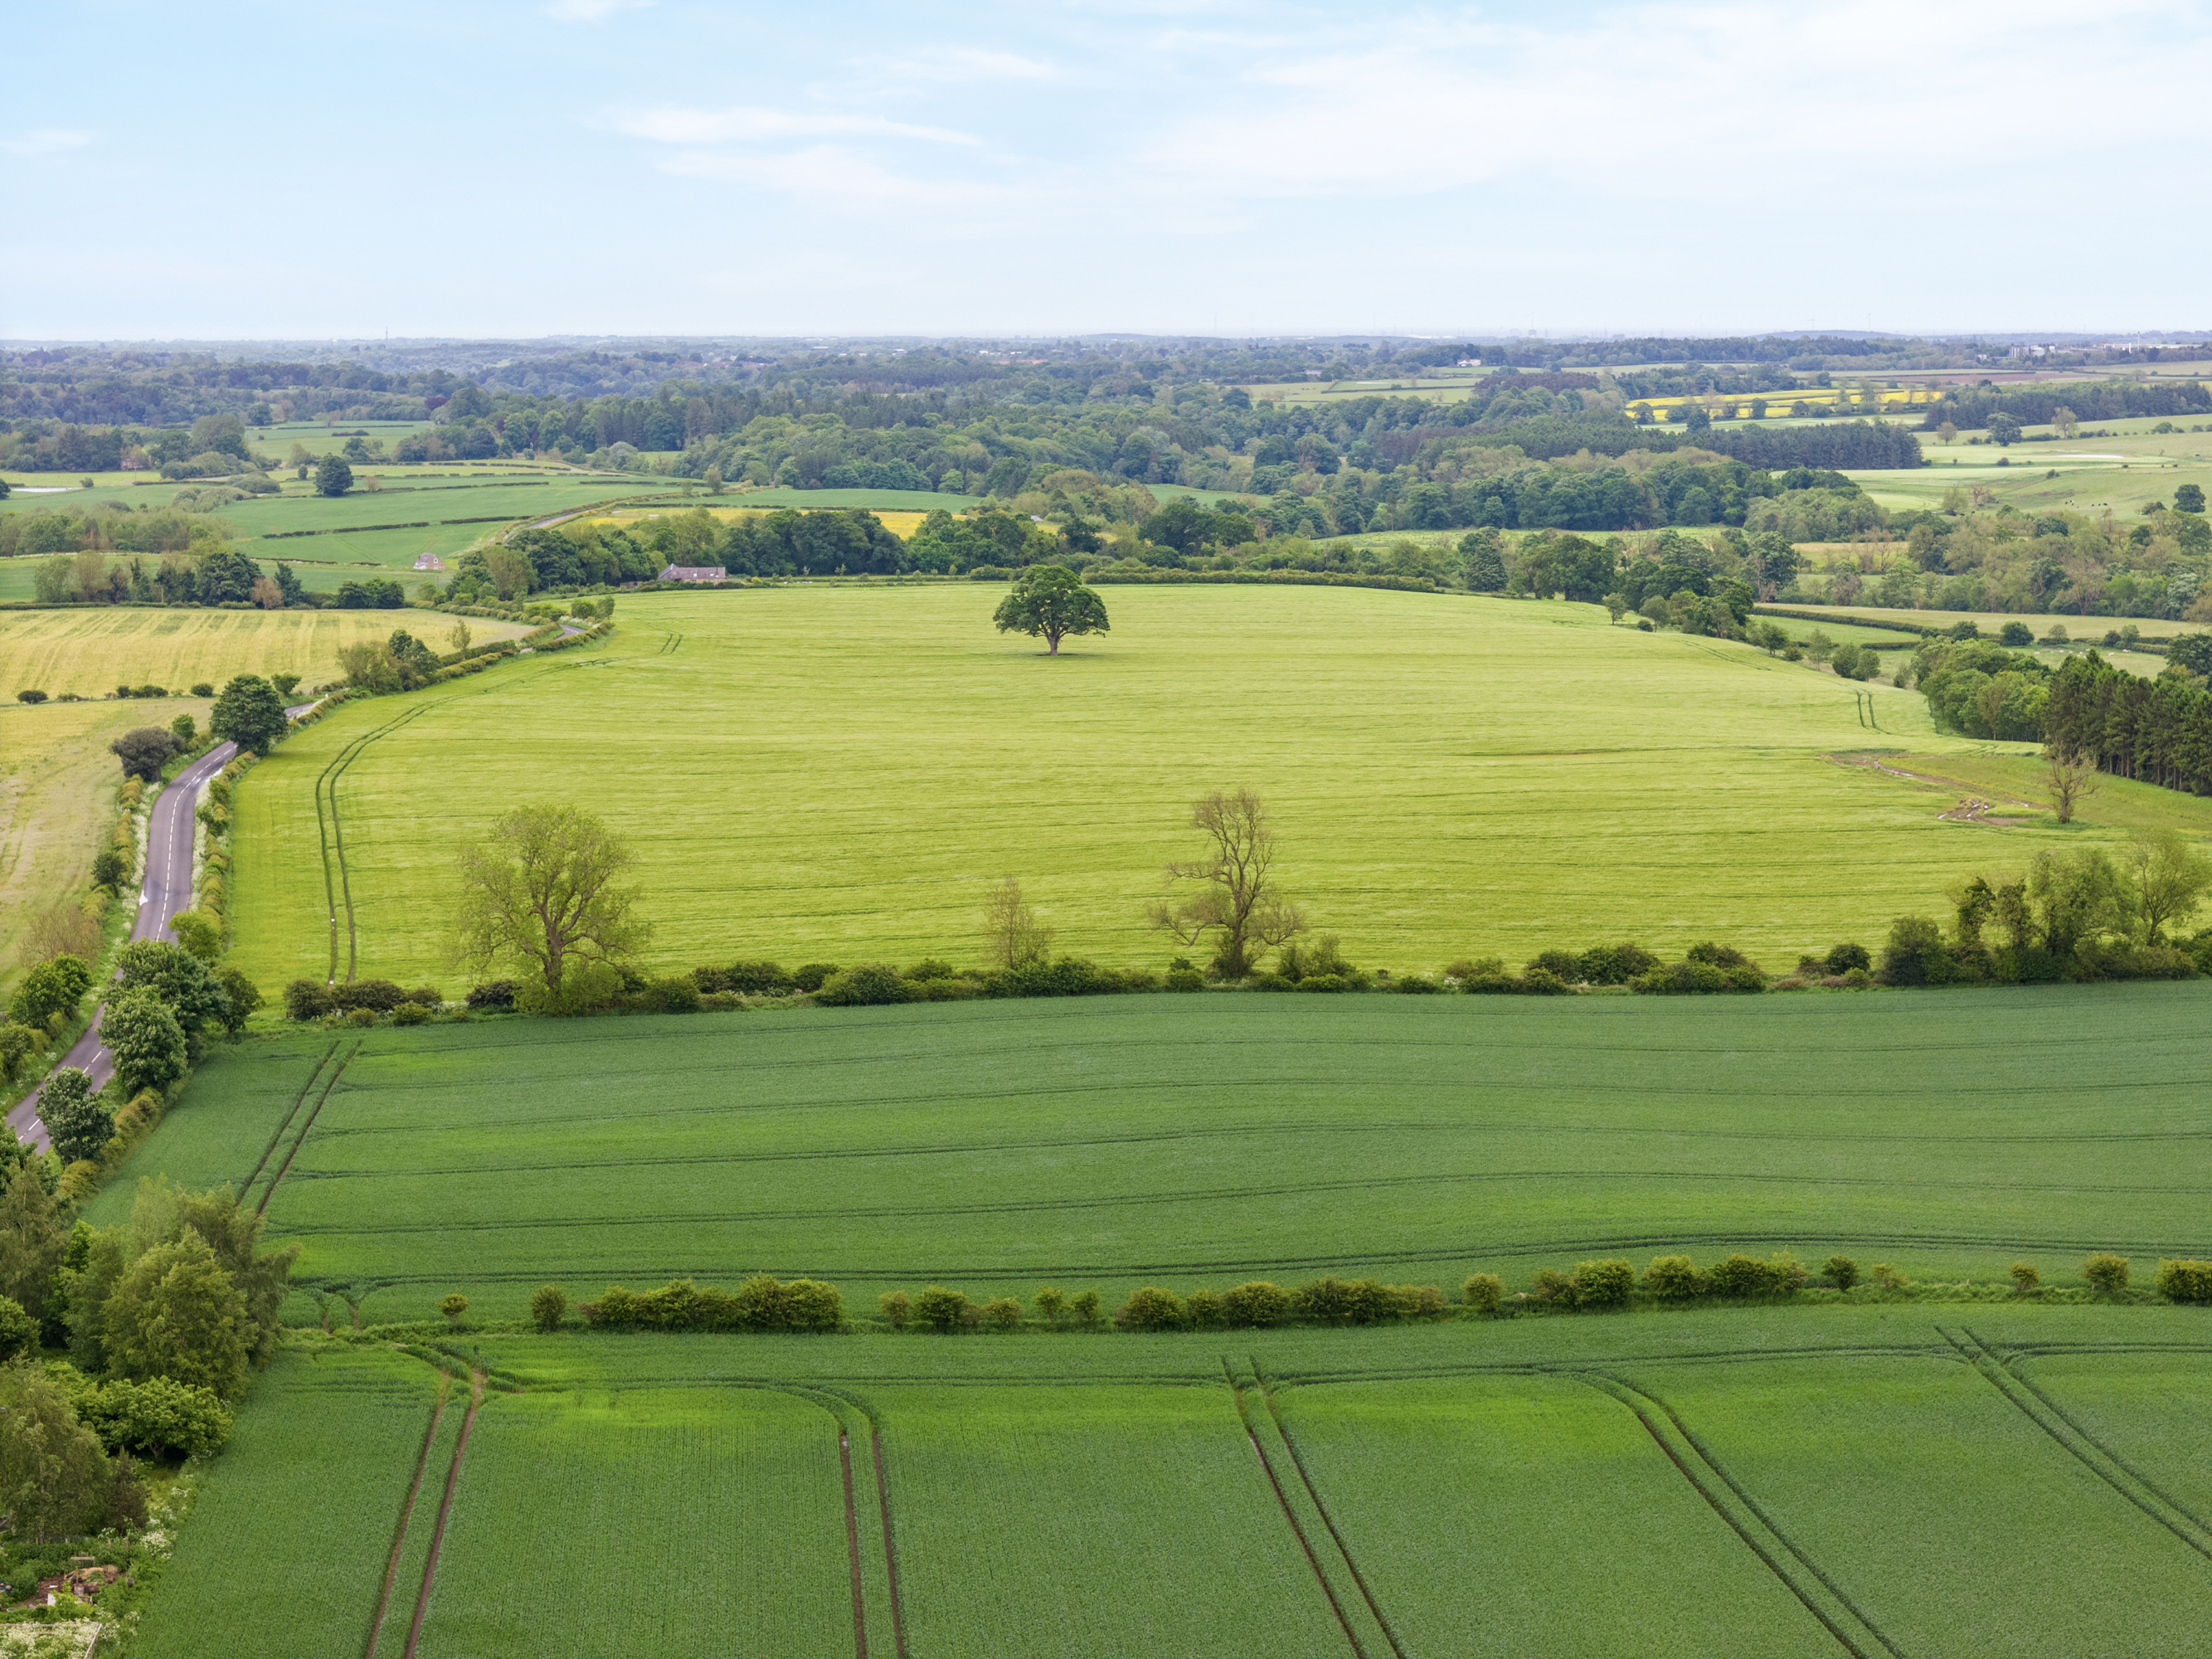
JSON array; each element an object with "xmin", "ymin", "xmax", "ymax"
[{"xmin": 8, "ymin": 741, "xmax": 238, "ymax": 1153}]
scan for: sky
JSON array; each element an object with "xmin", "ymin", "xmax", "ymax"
[{"xmin": 7, "ymin": 0, "xmax": 2212, "ymax": 341}]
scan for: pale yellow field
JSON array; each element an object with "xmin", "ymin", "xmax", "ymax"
[
  {"xmin": 0, "ymin": 607, "xmax": 531, "ymax": 699},
  {"xmin": 579, "ymin": 507, "xmax": 932, "ymax": 540}
]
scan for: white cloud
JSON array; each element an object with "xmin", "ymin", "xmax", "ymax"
[
  {"xmin": 614, "ymin": 105, "xmax": 980, "ymax": 147},
  {"xmin": 542, "ymin": 0, "xmax": 651, "ymax": 20},
  {"xmin": 1, "ymin": 129, "xmax": 95, "ymax": 158}
]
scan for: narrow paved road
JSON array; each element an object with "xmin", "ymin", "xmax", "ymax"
[{"xmin": 9, "ymin": 741, "xmax": 238, "ymax": 1152}]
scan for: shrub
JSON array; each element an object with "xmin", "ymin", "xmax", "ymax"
[
  {"xmin": 1393, "ymin": 1283, "xmax": 1447, "ymax": 1320},
  {"xmin": 1529, "ymin": 949, "xmax": 1582, "ymax": 981},
  {"xmin": 80, "ymin": 1375, "xmax": 233, "ymax": 1459},
  {"xmin": 1069, "ymin": 1289, "xmax": 1102, "ymax": 1327},
  {"xmin": 1632, "ymin": 961, "xmax": 1732, "ymax": 995},
  {"xmin": 979, "ymin": 956, "xmax": 1145, "ymax": 998},
  {"xmin": 1880, "ymin": 916, "xmax": 1951, "ymax": 986},
  {"xmin": 1114, "ymin": 1287, "xmax": 1188, "ymax": 1331},
  {"xmin": 329, "ymin": 979, "xmax": 407, "ymax": 1012},
  {"xmin": 1223, "ymin": 1281, "xmax": 1292, "ymax": 1326},
  {"xmin": 1184, "ymin": 1288, "xmax": 1227, "ymax": 1327},
  {"xmin": 1707, "ymin": 1253, "xmax": 1806, "ymax": 1298},
  {"xmin": 1517, "ymin": 967, "xmax": 1574, "ymax": 995},
  {"xmin": 439, "ymin": 1294, "xmax": 469, "ymax": 1327},
  {"xmin": 772, "ymin": 1277, "xmax": 844, "ymax": 1332},
  {"xmin": 1393, "ymin": 975, "xmax": 1441, "ymax": 993},
  {"xmin": 724, "ymin": 960, "xmax": 791, "ymax": 994},
  {"xmin": 530, "ymin": 1285, "xmax": 568, "ymax": 1332},
  {"xmin": 0, "ymin": 1296, "xmax": 36, "ymax": 1361},
  {"xmin": 634, "ymin": 975, "xmax": 702, "ymax": 1014},
  {"xmin": 903, "ymin": 958, "xmax": 956, "ymax": 982},
  {"xmin": 1164, "ymin": 968, "xmax": 1205, "ymax": 992},
  {"xmin": 2010, "ymin": 1262, "xmax": 2040, "ymax": 1294},
  {"xmin": 1571, "ymin": 1259, "xmax": 1635, "ymax": 1308},
  {"xmin": 1869, "ymin": 1262, "xmax": 1908, "ymax": 1291},
  {"xmin": 464, "ymin": 980, "xmax": 518, "ymax": 1010},
  {"xmin": 2156, "ymin": 1260, "xmax": 2212, "ymax": 1303},
  {"xmin": 1641, "ymin": 1255, "xmax": 1705, "ymax": 1301},
  {"xmin": 1824, "ymin": 942, "xmax": 1872, "ymax": 974},
  {"xmin": 1577, "ymin": 942, "xmax": 1659, "ymax": 984},
  {"xmin": 878, "ymin": 1290, "xmax": 912, "ymax": 1330},
  {"xmin": 982, "ymin": 1296, "xmax": 1023, "ymax": 1331},
  {"xmin": 345, "ymin": 1007, "xmax": 377, "ymax": 1027},
  {"xmin": 814, "ymin": 964, "xmax": 909, "ymax": 1006},
  {"xmin": 1823, "ymin": 1255, "xmax": 1860, "ymax": 1291},
  {"xmin": 390, "ymin": 1002, "xmax": 431, "ymax": 1025},
  {"xmin": 789, "ymin": 963, "xmax": 839, "ymax": 993},
  {"xmin": 1529, "ymin": 1268, "xmax": 1576, "ymax": 1305},
  {"xmin": 1292, "ymin": 1277, "xmax": 1393, "ymax": 1323},
  {"xmin": 2083, "ymin": 1253, "xmax": 2131, "ymax": 1296},
  {"xmin": 1295, "ymin": 973, "xmax": 1349, "ymax": 993},
  {"xmin": 914, "ymin": 1285, "xmax": 970, "ymax": 1332},
  {"xmin": 1461, "ymin": 1273, "xmax": 1504, "ymax": 1315},
  {"xmin": 16, "ymin": 690, "xmax": 46, "ymax": 704}
]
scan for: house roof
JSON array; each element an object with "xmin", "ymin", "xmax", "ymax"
[{"xmin": 659, "ymin": 565, "xmax": 727, "ymax": 582}]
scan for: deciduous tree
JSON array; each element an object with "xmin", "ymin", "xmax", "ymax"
[
  {"xmin": 2126, "ymin": 828, "xmax": 2212, "ymax": 944},
  {"xmin": 451, "ymin": 805, "xmax": 651, "ymax": 996},
  {"xmin": 41, "ymin": 1069, "xmax": 113, "ymax": 1165},
  {"xmin": 210, "ymin": 674, "xmax": 289, "ymax": 755},
  {"xmin": 982, "ymin": 877, "xmax": 1052, "ymax": 969},
  {"xmin": 992, "ymin": 564, "xmax": 1109, "ymax": 655},
  {"xmin": 109, "ymin": 727, "xmax": 177, "ymax": 783},
  {"xmin": 104, "ymin": 989, "xmax": 187, "ymax": 1096},
  {"xmin": 1148, "ymin": 789, "xmax": 1307, "ymax": 979}
]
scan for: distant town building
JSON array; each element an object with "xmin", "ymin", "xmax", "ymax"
[
  {"xmin": 413, "ymin": 552, "xmax": 445, "ymax": 571},
  {"xmin": 659, "ymin": 565, "xmax": 727, "ymax": 583}
]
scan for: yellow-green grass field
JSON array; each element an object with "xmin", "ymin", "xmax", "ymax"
[
  {"xmin": 223, "ymin": 584, "xmax": 2212, "ymax": 991},
  {"xmin": 1778, "ymin": 601, "xmax": 2186, "ymax": 643},
  {"xmin": 0, "ymin": 606, "xmax": 532, "ymax": 701}
]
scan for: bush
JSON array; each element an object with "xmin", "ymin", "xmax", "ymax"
[
  {"xmin": 979, "ymin": 956, "xmax": 1146, "ymax": 998},
  {"xmin": 1880, "ymin": 916, "xmax": 1951, "ymax": 986},
  {"xmin": 1114, "ymin": 1287, "xmax": 1188, "ymax": 1331},
  {"xmin": 1824, "ymin": 942, "xmax": 1872, "ymax": 974},
  {"xmin": 982, "ymin": 1296, "xmax": 1023, "ymax": 1331},
  {"xmin": 1641, "ymin": 1255, "xmax": 1706, "ymax": 1301},
  {"xmin": 814, "ymin": 964, "xmax": 910, "ymax": 1006},
  {"xmin": 1632, "ymin": 961, "xmax": 1749, "ymax": 995},
  {"xmin": 1393, "ymin": 975, "xmax": 1441, "ymax": 993},
  {"xmin": 80, "ymin": 1375, "xmax": 233, "ymax": 1459},
  {"xmin": 634, "ymin": 975, "xmax": 702, "ymax": 1014},
  {"xmin": 790, "ymin": 963, "xmax": 839, "ymax": 993},
  {"xmin": 724, "ymin": 961, "xmax": 791, "ymax": 995},
  {"xmin": 1707, "ymin": 1253, "xmax": 1806, "ymax": 1298},
  {"xmin": 0, "ymin": 1296, "xmax": 36, "ymax": 1361},
  {"xmin": 903, "ymin": 958, "xmax": 956, "ymax": 983},
  {"xmin": 2010, "ymin": 1262, "xmax": 2041, "ymax": 1294},
  {"xmin": 914, "ymin": 1285, "xmax": 970, "ymax": 1332},
  {"xmin": 1223, "ymin": 1281, "xmax": 1292, "ymax": 1326},
  {"xmin": 1577, "ymin": 942, "xmax": 1660, "ymax": 985},
  {"xmin": 1291, "ymin": 1277, "xmax": 1398, "ymax": 1324},
  {"xmin": 579, "ymin": 1274, "xmax": 842, "ymax": 1332},
  {"xmin": 1461, "ymin": 1272, "xmax": 1504, "ymax": 1315},
  {"xmin": 1571, "ymin": 1259, "xmax": 1635, "ymax": 1308},
  {"xmin": 1823, "ymin": 1255, "xmax": 1860, "ymax": 1291},
  {"xmin": 530, "ymin": 1285, "xmax": 567, "ymax": 1332},
  {"xmin": 1529, "ymin": 1267, "xmax": 1575, "ymax": 1305},
  {"xmin": 1164, "ymin": 968, "xmax": 1205, "ymax": 992},
  {"xmin": 16, "ymin": 689, "xmax": 46, "ymax": 704},
  {"xmin": 878, "ymin": 1290, "xmax": 912, "ymax": 1330},
  {"xmin": 390, "ymin": 1002, "xmax": 431, "ymax": 1025},
  {"xmin": 2083, "ymin": 1253, "xmax": 2131, "ymax": 1295},
  {"xmin": 329, "ymin": 979, "xmax": 407, "ymax": 1012},
  {"xmin": 1069, "ymin": 1289, "xmax": 1101, "ymax": 1327},
  {"xmin": 2156, "ymin": 1260, "xmax": 2212, "ymax": 1303},
  {"xmin": 1184, "ymin": 1288, "xmax": 1227, "ymax": 1327}
]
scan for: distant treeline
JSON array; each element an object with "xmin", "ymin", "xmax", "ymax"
[
  {"xmin": 1917, "ymin": 377, "xmax": 2212, "ymax": 433},
  {"xmin": 2045, "ymin": 649, "xmax": 2212, "ymax": 795}
]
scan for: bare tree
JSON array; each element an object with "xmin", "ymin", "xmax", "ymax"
[
  {"xmin": 2044, "ymin": 744, "xmax": 2100, "ymax": 825},
  {"xmin": 451, "ymin": 805, "xmax": 650, "ymax": 994},
  {"xmin": 983, "ymin": 877, "xmax": 1053, "ymax": 969},
  {"xmin": 1148, "ymin": 789, "xmax": 1306, "ymax": 979}
]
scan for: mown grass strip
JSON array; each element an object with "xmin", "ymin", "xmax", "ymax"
[
  {"xmin": 1940, "ymin": 1327, "xmax": 2212, "ymax": 1559},
  {"xmin": 401, "ymin": 1366, "xmax": 484, "ymax": 1659},
  {"xmin": 363, "ymin": 1375, "xmax": 448, "ymax": 1659}
]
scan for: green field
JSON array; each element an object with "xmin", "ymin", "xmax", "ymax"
[
  {"xmin": 86, "ymin": 987, "xmax": 2212, "ymax": 1326},
  {"xmin": 135, "ymin": 1307, "xmax": 2212, "ymax": 1658},
  {"xmin": 222, "ymin": 584, "xmax": 2212, "ymax": 989}
]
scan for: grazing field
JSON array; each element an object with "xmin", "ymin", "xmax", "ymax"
[
  {"xmin": 0, "ymin": 606, "xmax": 530, "ymax": 699},
  {"xmin": 85, "ymin": 989, "xmax": 2212, "ymax": 1326},
  {"xmin": 138, "ymin": 1308, "xmax": 2212, "ymax": 1658},
  {"xmin": 213, "ymin": 583, "xmax": 2212, "ymax": 990}
]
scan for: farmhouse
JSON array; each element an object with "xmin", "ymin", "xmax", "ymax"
[
  {"xmin": 412, "ymin": 552, "xmax": 445, "ymax": 571},
  {"xmin": 659, "ymin": 565, "xmax": 727, "ymax": 583}
]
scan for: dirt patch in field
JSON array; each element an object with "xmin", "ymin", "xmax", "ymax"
[{"xmin": 1826, "ymin": 752, "xmax": 2040, "ymax": 826}]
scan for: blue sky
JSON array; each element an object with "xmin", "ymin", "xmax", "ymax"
[{"xmin": 7, "ymin": 1, "xmax": 2210, "ymax": 339}]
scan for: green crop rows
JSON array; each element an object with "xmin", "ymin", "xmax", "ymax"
[
  {"xmin": 137, "ymin": 1311, "xmax": 2212, "ymax": 1658},
  {"xmin": 223, "ymin": 585, "xmax": 2212, "ymax": 989},
  {"xmin": 86, "ymin": 990, "xmax": 2212, "ymax": 1326}
]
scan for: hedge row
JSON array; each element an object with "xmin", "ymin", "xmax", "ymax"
[{"xmin": 578, "ymin": 1275, "xmax": 842, "ymax": 1332}]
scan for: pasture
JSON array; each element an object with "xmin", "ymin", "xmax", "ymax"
[
  {"xmin": 87, "ymin": 986, "xmax": 2212, "ymax": 1324},
  {"xmin": 219, "ymin": 583, "xmax": 2210, "ymax": 990},
  {"xmin": 0, "ymin": 606, "xmax": 531, "ymax": 701},
  {"xmin": 137, "ymin": 1306, "xmax": 2212, "ymax": 1658}
]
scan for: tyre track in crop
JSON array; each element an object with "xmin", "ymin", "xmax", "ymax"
[
  {"xmin": 1224, "ymin": 1362, "xmax": 1369, "ymax": 1658},
  {"xmin": 315, "ymin": 703, "xmax": 441, "ymax": 985},
  {"xmin": 812, "ymin": 1385, "xmax": 908, "ymax": 1659},
  {"xmin": 363, "ymin": 1374, "xmax": 449, "ymax": 1659},
  {"xmin": 255, "ymin": 1042, "xmax": 358, "ymax": 1216},
  {"xmin": 1251, "ymin": 1365, "xmax": 1407, "ymax": 1659},
  {"xmin": 1993, "ymin": 1342, "xmax": 2212, "ymax": 1539},
  {"xmin": 1578, "ymin": 1373, "xmax": 1900, "ymax": 1659},
  {"xmin": 401, "ymin": 1364, "xmax": 484, "ymax": 1659},
  {"xmin": 239, "ymin": 1041, "xmax": 337, "ymax": 1194},
  {"xmin": 1938, "ymin": 1327, "xmax": 2212, "ymax": 1561}
]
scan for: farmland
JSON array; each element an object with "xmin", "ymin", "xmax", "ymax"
[
  {"xmin": 85, "ymin": 986, "xmax": 2212, "ymax": 1326},
  {"xmin": 134, "ymin": 1307, "xmax": 2212, "ymax": 1658},
  {"xmin": 216, "ymin": 583, "xmax": 2212, "ymax": 992}
]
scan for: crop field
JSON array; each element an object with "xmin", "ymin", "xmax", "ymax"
[
  {"xmin": 211, "ymin": 583, "xmax": 2212, "ymax": 990},
  {"xmin": 0, "ymin": 606, "xmax": 531, "ymax": 699},
  {"xmin": 85, "ymin": 985, "xmax": 2212, "ymax": 1326},
  {"xmin": 137, "ymin": 1308, "xmax": 2212, "ymax": 1657}
]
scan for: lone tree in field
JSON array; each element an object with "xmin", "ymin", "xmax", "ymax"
[
  {"xmin": 983, "ymin": 876, "xmax": 1053, "ymax": 970},
  {"xmin": 314, "ymin": 454, "xmax": 352, "ymax": 497},
  {"xmin": 993, "ymin": 564, "xmax": 1109, "ymax": 656},
  {"xmin": 1148, "ymin": 789, "xmax": 1307, "ymax": 980},
  {"xmin": 210, "ymin": 674, "xmax": 289, "ymax": 756},
  {"xmin": 2044, "ymin": 742, "xmax": 2099, "ymax": 825},
  {"xmin": 451, "ymin": 805, "xmax": 650, "ymax": 996}
]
